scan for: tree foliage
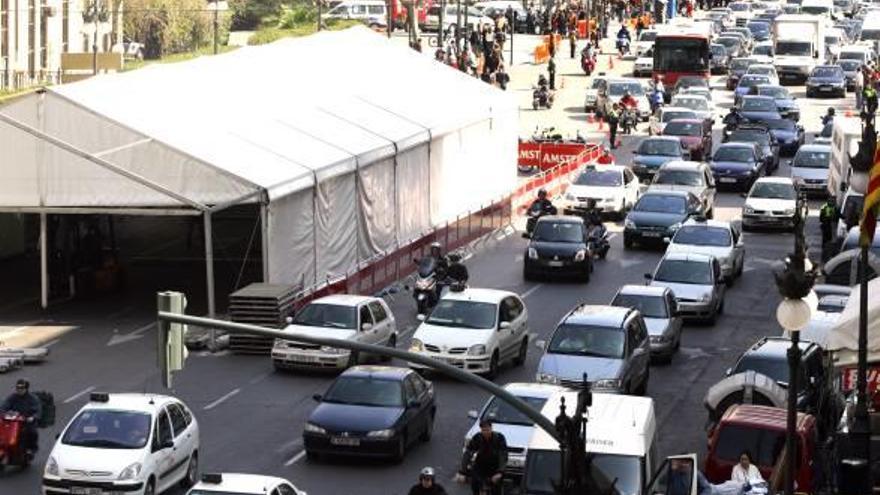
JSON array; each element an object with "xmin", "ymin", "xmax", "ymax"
[
  {"xmin": 229, "ymin": 0, "xmax": 285, "ymax": 30},
  {"xmin": 124, "ymin": 0, "xmax": 219, "ymax": 59}
]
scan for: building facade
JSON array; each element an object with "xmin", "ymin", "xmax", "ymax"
[{"xmin": 0, "ymin": 0, "xmax": 121, "ymax": 90}]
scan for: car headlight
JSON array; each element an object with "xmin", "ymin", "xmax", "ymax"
[
  {"xmin": 304, "ymin": 422, "xmax": 327, "ymax": 435},
  {"xmin": 784, "ymin": 208, "xmax": 795, "ymax": 215},
  {"xmin": 744, "ymin": 205, "xmax": 755, "ymax": 214},
  {"xmin": 574, "ymin": 249, "xmax": 586, "ymax": 262},
  {"xmin": 367, "ymin": 428, "xmax": 396, "ymax": 438},
  {"xmin": 668, "ymin": 222, "xmax": 682, "ymax": 233},
  {"xmin": 594, "ymin": 379, "xmax": 622, "ymax": 389},
  {"xmin": 700, "ymin": 293, "xmax": 711, "ymax": 302},
  {"xmin": 117, "ymin": 462, "xmax": 142, "ymax": 481},
  {"xmin": 45, "ymin": 456, "xmax": 59, "ymax": 477},
  {"xmin": 537, "ymin": 372, "xmax": 559, "ymax": 384},
  {"xmin": 409, "ymin": 338, "xmax": 425, "ymax": 352},
  {"xmin": 528, "ymin": 247, "xmax": 538, "ymax": 260},
  {"xmin": 320, "ymin": 345, "xmax": 347, "ymax": 355},
  {"xmin": 624, "ymin": 218, "xmax": 636, "ymax": 229},
  {"xmin": 468, "ymin": 344, "xmax": 487, "ymax": 356}
]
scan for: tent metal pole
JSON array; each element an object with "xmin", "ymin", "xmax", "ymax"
[
  {"xmin": 260, "ymin": 202, "xmax": 270, "ymax": 282},
  {"xmin": 40, "ymin": 212, "xmax": 48, "ymax": 310},
  {"xmin": 204, "ymin": 212, "xmax": 217, "ymax": 347},
  {"xmin": 0, "ymin": 207, "xmax": 201, "ymax": 216}
]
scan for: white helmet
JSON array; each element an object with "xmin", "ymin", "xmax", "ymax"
[{"xmin": 420, "ymin": 466, "xmax": 435, "ymax": 479}]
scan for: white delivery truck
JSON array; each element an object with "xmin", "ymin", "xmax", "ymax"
[
  {"xmin": 522, "ymin": 391, "xmax": 658, "ymax": 495},
  {"xmin": 773, "ymin": 14, "xmax": 826, "ymax": 84},
  {"xmin": 828, "ymin": 116, "xmax": 862, "ymax": 204}
]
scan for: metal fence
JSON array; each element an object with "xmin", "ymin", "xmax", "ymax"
[{"xmin": 0, "ymin": 69, "xmax": 62, "ymax": 92}]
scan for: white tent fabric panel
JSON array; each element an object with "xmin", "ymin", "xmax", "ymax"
[
  {"xmin": 429, "ymin": 131, "xmax": 460, "ymax": 225},
  {"xmin": 267, "ymin": 189, "xmax": 316, "ymax": 287},
  {"xmin": 0, "ymin": 121, "xmax": 42, "ymax": 206},
  {"xmin": 396, "ymin": 144, "xmax": 431, "ymax": 242},
  {"xmin": 357, "ymin": 158, "xmax": 397, "ymax": 258},
  {"xmin": 316, "ymin": 173, "xmax": 358, "ymax": 281},
  {"xmin": 828, "ymin": 277, "xmax": 880, "ymax": 352}
]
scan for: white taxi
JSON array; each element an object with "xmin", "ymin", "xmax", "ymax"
[
  {"xmin": 188, "ymin": 473, "xmax": 306, "ymax": 495},
  {"xmin": 271, "ymin": 294, "xmax": 398, "ymax": 371},
  {"xmin": 43, "ymin": 392, "xmax": 200, "ymax": 495},
  {"xmin": 409, "ymin": 288, "xmax": 529, "ymax": 379}
]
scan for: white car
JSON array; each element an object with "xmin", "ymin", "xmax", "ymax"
[
  {"xmin": 669, "ymin": 94, "xmax": 714, "ymax": 122},
  {"xmin": 423, "ymin": 5, "xmax": 494, "ymax": 31},
  {"xmin": 789, "ymin": 144, "xmax": 831, "ymax": 196},
  {"xmin": 745, "ymin": 64, "xmax": 780, "ymax": 86},
  {"xmin": 750, "ymin": 41, "xmax": 775, "ymax": 64},
  {"xmin": 679, "ymin": 86, "xmax": 713, "ymax": 102},
  {"xmin": 633, "ymin": 48, "xmax": 654, "ymax": 77},
  {"xmin": 409, "ymin": 288, "xmax": 529, "ymax": 378},
  {"xmin": 741, "ymin": 177, "xmax": 807, "ymax": 231},
  {"xmin": 648, "ymin": 106, "xmax": 698, "ymax": 136},
  {"xmin": 665, "ymin": 217, "xmax": 745, "ymax": 284},
  {"xmin": 463, "ymin": 382, "xmax": 564, "ymax": 478},
  {"xmin": 562, "ymin": 165, "xmax": 641, "ymax": 218},
  {"xmin": 43, "ymin": 393, "xmax": 200, "ymax": 495},
  {"xmin": 272, "ymin": 294, "xmax": 397, "ymax": 371},
  {"xmin": 189, "ymin": 473, "xmax": 306, "ymax": 495},
  {"xmin": 633, "ymin": 29, "xmax": 657, "ymax": 56}
]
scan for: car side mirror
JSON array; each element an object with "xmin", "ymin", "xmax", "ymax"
[
  {"xmin": 644, "ymin": 273, "xmax": 652, "ymax": 281},
  {"xmin": 313, "ymin": 394, "xmax": 323, "ymax": 402},
  {"xmin": 416, "ymin": 313, "xmax": 426, "ymax": 321},
  {"xmin": 499, "ymin": 321, "xmax": 512, "ymax": 330},
  {"xmin": 522, "ymin": 232, "xmax": 531, "ymax": 239},
  {"xmin": 161, "ymin": 439, "xmax": 175, "ymax": 450},
  {"xmin": 361, "ymin": 323, "xmax": 373, "ymax": 331},
  {"xmin": 467, "ymin": 410, "xmax": 479, "ymax": 419},
  {"xmin": 663, "ymin": 237, "xmax": 671, "ymax": 244}
]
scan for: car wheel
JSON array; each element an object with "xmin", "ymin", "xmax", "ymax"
[
  {"xmin": 382, "ymin": 334, "xmax": 396, "ymax": 362},
  {"xmin": 393, "ymin": 435, "xmax": 407, "ymax": 463},
  {"xmin": 718, "ymin": 299, "xmax": 725, "ymax": 315},
  {"xmin": 144, "ymin": 479, "xmax": 156, "ymax": 495},
  {"xmin": 347, "ymin": 351, "xmax": 359, "ymax": 368},
  {"xmin": 523, "ymin": 265, "xmax": 534, "ymax": 281},
  {"xmin": 707, "ymin": 208, "xmax": 714, "ymax": 220},
  {"xmin": 582, "ymin": 262, "xmax": 591, "ymax": 283},
  {"xmin": 180, "ymin": 453, "xmax": 198, "ymax": 488},
  {"xmin": 306, "ymin": 450, "xmax": 321, "ymax": 462},
  {"xmin": 420, "ymin": 411, "xmax": 435, "ymax": 442},
  {"xmin": 623, "ymin": 235, "xmax": 633, "ymax": 249},
  {"xmin": 674, "ymin": 333, "xmax": 681, "ymax": 351},
  {"xmin": 514, "ymin": 338, "xmax": 528, "ymax": 366},
  {"xmin": 486, "ymin": 351, "xmax": 500, "ymax": 379}
]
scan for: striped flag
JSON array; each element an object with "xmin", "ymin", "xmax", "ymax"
[{"xmin": 862, "ymin": 140, "xmax": 880, "ymax": 247}]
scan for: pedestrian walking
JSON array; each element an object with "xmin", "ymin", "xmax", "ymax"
[
  {"xmin": 569, "ymin": 31, "xmax": 577, "ymax": 58},
  {"xmin": 607, "ymin": 103, "xmax": 620, "ymax": 149},
  {"xmin": 548, "ymin": 56, "xmax": 556, "ymax": 89}
]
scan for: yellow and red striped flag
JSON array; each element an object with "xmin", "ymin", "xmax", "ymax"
[{"xmin": 862, "ymin": 140, "xmax": 880, "ymax": 247}]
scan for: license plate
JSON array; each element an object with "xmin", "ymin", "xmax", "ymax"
[
  {"xmin": 642, "ymin": 231, "xmax": 661, "ymax": 238},
  {"xmin": 71, "ymin": 489, "xmax": 102, "ymax": 495},
  {"xmin": 331, "ymin": 436, "xmax": 360, "ymax": 446},
  {"xmin": 820, "ymin": 86, "xmax": 832, "ymax": 92},
  {"xmin": 294, "ymin": 354, "xmax": 318, "ymax": 363},
  {"xmin": 719, "ymin": 177, "xmax": 737, "ymax": 183},
  {"xmin": 547, "ymin": 261, "xmax": 564, "ymax": 267}
]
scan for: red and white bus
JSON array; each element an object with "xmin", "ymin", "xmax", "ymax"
[{"xmin": 652, "ymin": 33, "xmax": 711, "ymax": 97}]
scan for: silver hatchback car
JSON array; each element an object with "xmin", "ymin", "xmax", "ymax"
[
  {"xmin": 611, "ymin": 285, "xmax": 683, "ymax": 363},
  {"xmin": 645, "ymin": 252, "xmax": 726, "ymax": 324}
]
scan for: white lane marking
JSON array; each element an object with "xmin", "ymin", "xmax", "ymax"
[
  {"xmin": 63, "ymin": 386, "xmax": 97, "ymax": 404},
  {"xmin": 284, "ymin": 450, "xmax": 307, "ymax": 466},
  {"xmin": 607, "ymin": 233, "xmax": 617, "ymax": 240},
  {"xmin": 276, "ymin": 438, "xmax": 304, "ymax": 454},
  {"xmin": 106, "ymin": 322, "xmax": 156, "ymax": 347},
  {"xmin": 520, "ymin": 284, "xmax": 543, "ymax": 299},
  {"xmin": 203, "ymin": 388, "xmax": 241, "ymax": 411}
]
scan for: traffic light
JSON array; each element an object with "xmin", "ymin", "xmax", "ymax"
[{"xmin": 157, "ymin": 291, "xmax": 188, "ymax": 389}]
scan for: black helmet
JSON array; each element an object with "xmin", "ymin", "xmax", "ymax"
[
  {"xmin": 587, "ymin": 198, "xmax": 597, "ymax": 208},
  {"xmin": 827, "ymin": 107, "xmax": 835, "ymax": 116},
  {"xmin": 538, "ymin": 188, "xmax": 548, "ymax": 199}
]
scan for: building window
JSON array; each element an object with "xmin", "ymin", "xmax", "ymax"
[
  {"xmin": 27, "ymin": 0, "xmax": 34, "ymax": 76},
  {"xmin": 62, "ymin": 0, "xmax": 68, "ymax": 52}
]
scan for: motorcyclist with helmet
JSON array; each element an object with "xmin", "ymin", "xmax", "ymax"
[
  {"xmin": 619, "ymin": 90, "xmax": 639, "ymax": 132},
  {"xmin": 530, "ymin": 189, "xmax": 558, "ymax": 216},
  {"xmin": 409, "ymin": 467, "xmax": 449, "ymax": 495},
  {"xmin": 1, "ymin": 379, "xmax": 42, "ymax": 455},
  {"xmin": 723, "ymin": 106, "xmax": 746, "ymax": 131}
]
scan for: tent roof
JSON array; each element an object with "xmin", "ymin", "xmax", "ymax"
[
  {"xmin": 828, "ymin": 277, "xmax": 880, "ymax": 352},
  {"xmin": 0, "ymin": 26, "xmax": 516, "ymax": 209}
]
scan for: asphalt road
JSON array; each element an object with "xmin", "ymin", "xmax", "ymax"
[{"xmin": 0, "ymin": 29, "xmax": 853, "ymax": 495}]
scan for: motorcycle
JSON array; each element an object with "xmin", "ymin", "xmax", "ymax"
[
  {"xmin": 620, "ymin": 106, "xmax": 637, "ymax": 135},
  {"xmin": 586, "ymin": 224, "xmax": 610, "ymax": 260},
  {"xmin": 532, "ymin": 126, "xmax": 563, "ymax": 142},
  {"xmin": 616, "ymin": 36, "xmax": 630, "ymax": 56},
  {"xmin": 532, "ymin": 85, "xmax": 554, "ymax": 110},
  {"xmin": 0, "ymin": 411, "xmax": 33, "ymax": 469},
  {"xmin": 412, "ymin": 257, "xmax": 441, "ymax": 314},
  {"xmin": 581, "ymin": 51, "xmax": 596, "ymax": 75}
]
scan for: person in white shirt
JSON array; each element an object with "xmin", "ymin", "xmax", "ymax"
[{"xmin": 730, "ymin": 451, "xmax": 764, "ymax": 484}]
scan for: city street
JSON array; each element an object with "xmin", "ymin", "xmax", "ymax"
[{"xmin": 0, "ymin": 20, "xmax": 856, "ymax": 495}]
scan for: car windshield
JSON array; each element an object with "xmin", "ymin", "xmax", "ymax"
[
  {"xmin": 750, "ymin": 182, "xmax": 797, "ymax": 199},
  {"xmin": 739, "ymin": 75, "xmax": 771, "ymax": 88},
  {"xmin": 323, "ymin": 376, "xmax": 404, "ymax": 407},
  {"xmin": 801, "ymin": 5, "xmax": 830, "ymax": 14},
  {"xmin": 655, "ymin": 169, "xmax": 702, "ymax": 187},
  {"xmin": 748, "ymin": 67, "xmax": 774, "ymax": 77},
  {"xmin": 793, "ymin": 150, "xmax": 830, "ymax": 168},
  {"xmin": 526, "ymin": 451, "xmax": 641, "ymax": 495},
  {"xmin": 839, "ymin": 51, "xmax": 865, "ymax": 61},
  {"xmin": 757, "ymin": 86, "xmax": 788, "ymax": 99},
  {"xmin": 766, "ymin": 119, "xmax": 795, "ymax": 131},
  {"xmin": 717, "ymin": 37, "xmax": 741, "ymax": 50},
  {"xmin": 654, "ymin": 259, "xmax": 713, "ymax": 284},
  {"xmin": 634, "ymin": 194, "xmax": 687, "ymax": 214},
  {"xmin": 664, "ymin": 121, "xmax": 702, "ymax": 136},
  {"xmin": 548, "ymin": 324, "xmax": 625, "ymax": 358},
  {"xmin": 612, "ymin": 293, "xmax": 668, "ymax": 318},
  {"xmin": 575, "ymin": 169, "xmax": 622, "ymax": 187},
  {"xmin": 776, "ymin": 41, "xmax": 811, "ymax": 56},
  {"xmin": 62, "ymin": 409, "xmax": 152, "ymax": 449},
  {"xmin": 839, "ymin": 60, "xmax": 861, "ymax": 71},
  {"xmin": 292, "ymin": 303, "xmax": 357, "ymax": 329},
  {"xmin": 481, "ymin": 395, "xmax": 548, "ymax": 426},
  {"xmin": 662, "ymin": 110, "xmax": 696, "ymax": 123},
  {"xmin": 749, "ymin": 22, "xmax": 770, "ymax": 34},
  {"xmin": 811, "ymin": 67, "xmax": 842, "ymax": 78},
  {"xmin": 673, "ymin": 97, "xmax": 708, "ymax": 111},
  {"xmin": 711, "ymin": 45, "xmax": 727, "ymax": 56},
  {"xmin": 638, "ymin": 139, "xmax": 681, "ymax": 156},
  {"xmin": 609, "ymin": 82, "xmax": 644, "ymax": 96},
  {"xmin": 753, "ymin": 45, "xmax": 773, "ymax": 56},
  {"xmin": 730, "ymin": 129, "xmax": 770, "ymax": 145},
  {"xmin": 742, "ymin": 98, "xmax": 776, "ymax": 112},
  {"xmin": 426, "ymin": 300, "xmax": 496, "ymax": 329},
  {"xmin": 533, "ymin": 220, "xmax": 585, "ymax": 243},
  {"xmin": 714, "ymin": 146, "xmax": 753, "ymax": 162},
  {"xmin": 639, "ymin": 31, "xmax": 657, "ymax": 41},
  {"xmin": 731, "ymin": 59, "xmax": 753, "ymax": 70},
  {"xmin": 674, "ymin": 225, "xmax": 732, "ymax": 247},
  {"xmin": 713, "ymin": 424, "xmax": 786, "ymax": 467}
]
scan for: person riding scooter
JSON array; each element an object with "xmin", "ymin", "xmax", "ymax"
[
  {"xmin": 583, "ymin": 200, "xmax": 610, "ymax": 259},
  {"xmin": 1, "ymin": 379, "xmax": 42, "ymax": 456},
  {"xmin": 616, "ymin": 25, "xmax": 631, "ymax": 55},
  {"xmin": 723, "ymin": 107, "xmax": 746, "ymax": 138},
  {"xmin": 526, "ymin": 189, "xmax": 557, "ymax": 235},
  {"xmin": 446, "ymin": 253, "xmax": 469, "ymax": 290}
]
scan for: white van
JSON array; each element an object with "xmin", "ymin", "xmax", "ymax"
[
  {"xmin": 828, "ymin": 116, "xmax": 862, "ymax": 203},
  {"xmin": 325, "ymin": 0, "xmax": 388, "ymax": 25},
  {"xmin": 837, "ymin": 44, "xmax": 875, "ymax": 65},
  {"xmin": 522, "ymin": 391, "xmax": 658, "ymax": 495}
]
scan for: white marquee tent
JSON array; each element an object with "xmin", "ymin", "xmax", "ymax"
[{"xmin": 0, "ymin": 27, "xmax": 518, "ymax": 313}]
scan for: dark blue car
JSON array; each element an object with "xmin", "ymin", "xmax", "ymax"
[
  {"xmin": 734, "ymin": 75, "xmax": 772, "ymax": 105},
  {"xmin": 765, "ymin": 118, "xmax": 805, "ymax": 156},
  {"xmin": 756, "ymin": 84, "xmax": 800, "ymax": 121},
  {"xmin": 806, "ymin": 65, "xmax": 846, "ymax": 98},
  {"xmin": 623, "ymin": 190, "xmax": 702, "ymax": 248},
  {"xmin": 632, "ymin": 136, "xmax": 686, "ymax": 180},
  {"xmin": 739, "ymin": 95, "xmax": 782, "ymax": 124},
  {"xmin": 304, "ymin": 366, "xmax": 436, "ymax": 461},
  {"xmin": 747, "ymin": 21, "xmax": 771, "ymax": 42},
  {"xmin": 710, "ymin": 142, "xmax": 765, "ymax": 191}
]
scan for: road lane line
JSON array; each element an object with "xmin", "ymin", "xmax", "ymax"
[
  {"xmin": 276, "ymin": 438, "xmax": 304, "ymax": 454},
  {"xmin": 203, "ymin": 388, "xmax": 241, "ymax": 410},
  {"xmin": 520, "ymin": 284, "xmax": 543, "ymax": 299},
  {"xmin": 284, "ymin": 450, "xmax": 307, "ymax": 466},
  {"xmin": 63, "ymin": 386, "xmax": 96, "ymax": 404},
  {"xmin": 248, "ymin": 372, "xmax": 270, "ymax": 385}
]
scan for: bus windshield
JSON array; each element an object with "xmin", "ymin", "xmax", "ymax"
[{"xmin": 654, "ymin": 37, "xmax": 710, "ymax": 73}]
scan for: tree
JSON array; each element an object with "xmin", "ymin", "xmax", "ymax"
[
  {"xmin": 229, "ymin": 0, "xmax": 284, "ymax": 30},
  {"xmin": 124, "ymin": 0, "xmax": 215, "ymax": 59}
]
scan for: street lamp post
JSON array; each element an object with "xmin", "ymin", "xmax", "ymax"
[{"xmin": 82, "ymin": 0, "xmax": 109, "ymax": 76}]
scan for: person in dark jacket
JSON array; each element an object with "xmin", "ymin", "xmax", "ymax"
[
  {"xmin": 457, "ymin": 419, "xmax": 508, "ymax": 495},
  {"xmin": 548, "ymin": 56, "xmax": 556, "ymax": 89},
  {"xmin": 1, "ymin": 379, "xmax": 42, "ymax": 454},
  {"xmin": 409, "ymin": 467, "xmax": 449, "ymax": 495}
]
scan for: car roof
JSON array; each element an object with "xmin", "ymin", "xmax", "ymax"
[
  {"xmin": 681, "ymin": 217, "xmax": 734, "ymax": 229},
  {"xmin": 754, "ymin": 176, "xmax": 795, "ymax": 185},
  {"xmin": 666, "ymin": 118, "xmax": 703, "ymax": 124},
  {"xmin": 501, "ymin": 382, "xmax": 567, "ymax": 398},
  {"xmin": 659, "ymin": 160, "xmax": 706, "ymax": 170},
  {"xmin": 797, "ymin": 143, "xmax": 831, "ymax": 152},
  {"xmin": 661, "ymin": 252, "xmax": 715, "ymax": 263},
  {"xmin": 756, "ymin": 83, "xmax": 786, "ymax": 91},
  {"xmin": 742, "ymin": 337, "xmax": 818, "ymax": 359},
  {"xmin": 747, "ymin": 63, "xmax": 775, "ymax": 70},
  {"xmin": 82, "ymin": 393, "xmax": 179, "ymax": 413},
  {"xmin": 721, "ymin": 404, "xmax": 813, "ymax": 432},
  {"xmin": 537, "ymin": 214, "xmax": 585, "ymax": 225},
  {"xmin": 341, "ymin": 365, "xmax": 413, "ymax": 380},
  {"xmin": 717, "ymin": 141, "xmax": 757, "ymax": 149},
  {"xmin": 444, "ymin": 287, "xmax": 516, "ymax": 304},
  {"xmin": 615, "ymin": 284, "xmax": 671, "ymax": 298},
  {"xmin": 814, "ymin": 64, "xmax": 843, "ymax": 70},
  {"xmin": 312, "ymin": 294, "xmax": 378, "ymax": 306},
  {"xmin": 586, "ymin": 164, "xmax": 627, "ymax": 173},
  {"xmin": 192, "ymin": 474, "xmax": 292, "ymax": 494},
  {"xmin": 661, "ymin": 106, "xmax": 695, "ymax": 114},
  {"xmin": 562, "ymin": 304, "xmax": 635, "ymax": 327}
]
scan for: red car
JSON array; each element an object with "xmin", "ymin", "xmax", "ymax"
[{"xmin": 661, "ymin": 118, "xmax": 713, "ymax": 161}]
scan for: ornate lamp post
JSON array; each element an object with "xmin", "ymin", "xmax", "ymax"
[{"xmin": 82, "ymin": 0, "xmax": 109, "ymax": 75}]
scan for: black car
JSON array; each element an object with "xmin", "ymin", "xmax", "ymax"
[
  {"xmin": 623, "ymin": 190, "xmax": 703, "ymax": 249},
  {"xmin": 764, "ymin": 118, "xmax": 805, "ymax": 156},
  {"xmin": 726, "ymin": 57, "xmax": 756, "ymax": 90},
  {"xmin": 727, "ymin": 337, "xmax": 830, "ymax": 416},
  {"xmin": 710, "ymin": 142, "xmax": 765, "ymax": 191},
  {"xmin": 304, "ymin": 366, "xmax": 436, "ymax": 461},
  {"xmin": 523, "ymin": 215, "xmax": 592, "ymax": 281},
  {"xmin": 725, "ymin": 124, "xmax": 780, "ymax": 172},
  {"xmin": 806, "ymin": 65, "xmax": 847, "ymax": 98},
  {"xmin": 746, "ymin": 21, "xmax": 771, "ymax": 42},
  {"xmin": 710, "ymin": 44, "xmax": 730, "ymax": 74}
]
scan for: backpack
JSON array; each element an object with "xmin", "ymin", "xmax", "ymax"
[{"xmin": 34, "ymin": 391, "xmax": 55, "ymax": 428}]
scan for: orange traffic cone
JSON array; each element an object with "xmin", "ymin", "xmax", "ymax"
[{"xmin": 845, "ymin": 107, "xmax": 854, "ymax": 117}]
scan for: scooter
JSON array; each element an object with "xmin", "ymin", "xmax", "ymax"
[
  {"xmin": 620, "ymin": 106, "xmax": 637, "ymax": 135},
  {"xmin": 0, "ymin": 412, "xmax": 33, "ymax": 469},
  {"xmin": 581, "ymin": 51, "xmax": 596, "ymax": 75},
  {"xmin": 412, "ymin": 257, "xmax": 440, "ymax": 315},
  {"xmin": 617, "ymin": 37, "xmax": 630, "ymax": 56},
  {"xmin": 532, "ymin": 86, "xmax": 554, "ymax": 110},
  {"xmin": 586, "ymin": 224, "xmax": 610, "ymax": 259}
]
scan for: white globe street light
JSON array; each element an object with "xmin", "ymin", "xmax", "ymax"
[{"xmin": 776, "ymin": 297, "xmax": 812, "ymax": 333}]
